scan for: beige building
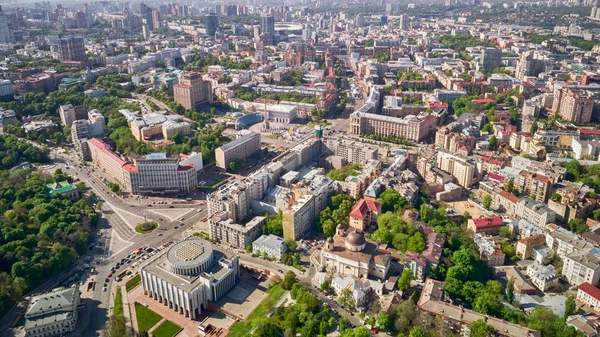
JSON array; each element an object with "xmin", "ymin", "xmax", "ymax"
[
  {"xmin": 86, "ymin": 138, "xmax": 198, "ymax": 194},
  {"xmin": 215, "ymin": 131, "xmax": 261, "ymax": 170},
  {"xmin": 436, "ymin": 151, "xmax": 475, "ymax": 188},
  {"xmin": 207, "ymin": 181, "xmax": 250, "ymax": 223},
  {"xmin": 563, "ymin": 247, "xmax": 600, "ymax": 287},
  {"xmin": 553, "ymin": 87, "xmax": 594, "ymax": 124},
  {"xmin": 349, "ymin": 111, "xmax": 438, "ymax": 142},
  {"xmin": 516, "ymin": 234, "xmax": 546, "ymax": 260},
  {"xmin": 59, "ymin": 104, "xmax": 88, "ymax": 127},
  {"xmin": 577, "ymin": 282, "xmax": 600, "ymax": 311},
  {"xmin": 208, "ymin": 216, "xmax": 265, "ymax": 249},
  {"xmin": 173, "ymin": 72, "xmax": 212, "ymax": 110},
  {"xmin": 320, "ymin": 225, "xmax": 391, "ymax": 280},
  {"xmin": 282, "ymin": 194, "xmax": 315, "ymax": 240},
  {"xmin": 128, "ymin": 112, "xmax": 191, "ymax": 142},
  {"xmin": 348, "ymin": 199, "xmax": 381, "ymax": 231}
]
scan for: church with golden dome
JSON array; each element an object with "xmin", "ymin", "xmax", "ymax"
[{"xmin": 320, "ymin": 224, "xmax": 391, "ymax": 280}]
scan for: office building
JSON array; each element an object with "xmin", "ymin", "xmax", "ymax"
[
  {"xmin": 418, "ymin": 279, "xmax": 541, "ymax": 337},
  {"xmin": 259, "ymin": 15, "xmax": 275, "ymax": 44},
  {"xmin": 563, "ymin": 247, "xmax": 600, "ymax": 287},
  {"xmin": 140, "ymin": 238, "xmax": 240, "ymax": 320},
  {"xmin": 209, "ymin": 216, "xmax": 265, "ymax": 249},
  {"xmin": 265, "ymin": 104, "xmax": 297, "ymax": 123},
  {"xmin": 0, "ymin": 6, "xmax": 12, "ymax": 43},
  {"xmin": 24, "ymin": 287, "xmax": 80, "ymax": 337},
  {"xmin": 86, "ymin": 138, "xmax": 198, "ymax": 194},
  {"xmin": 205, "ymin": 13, "xmax": 219, "ymax": 38},
  {"xmin": 399, "ymin": 14, "xmax": 409, "ymax": 30},
  {"xmin": 59, "ymin": 104, "xmax": 88, "ymax": 127},
  {"xmin": 58, "ymin": 36, "xmax": 87, "ymax": 63},
  {"xmin": 480, "ymin": 48, "xmax": 502, "ymax": 72},
  {"xmin": 0, "ymin": 79, "xmax": 13, "ymax": 100},
  {"xmin": 141, "ymin": 3, "xmax": 154, "ymax": 30},
  {"xmin": 129, "ymin": 112, "xmax": 191, "ymax": 141},
  {"xmin": 321, "ymin": 225, "xmax": 391, "ymax": 279},
  {"xmin": 349, "ymin": 111, "xmax": 439, "ymax": 142},
  {"xmin": 174, "ymin": 72, "xmax": 212, "ymax": 110},
  {"xmin": 151, "ymin": 9, "xmax": 161, "ymax": 30},
  {"xmin": 215, "ymin": 131, "xmax": 261, "ymax": 170},
  {"xmin": 253, "ymin": 234, "xmax": 287, "ymax": 260}
]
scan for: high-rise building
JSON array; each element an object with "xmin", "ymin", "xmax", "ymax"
[
  {"xmin": 0, "ymin": 6, "xmax": 12, "ymax": 43},
  {"xmin": 205, "ymin": 13, "xmax": 219, "ymax": 38},
  {"xmin": 142, "ymin": 24, "xmax": 150, "ymax": 40},
  {"xmin": 515, "ymin": 51, "xmax": 545, "ymax": 79},
  {"xmin": 554, "ymin": 88, "xmax": 595, "ymax": 123},
  {"xmin": 140, "ymin": 3, "xmax": 154, "ymax": 30},
  {"xmin": 75, "ymin": 11, "xmax": 87, "ymax": 29},
  {"xmin": 173, "ymin": 72, "xmax": 212, "ymax": 110},
  {"xmin": 58, "ymin": 36, "xmax": 87, "ymax": 63},
  {"xmin": 399, "ymin": 14, "xmax": 409, "ymax": 30},
  {"xmin": 355, "ymin": 13, "xmax": 365, "ymax": 27},
  {"xmin": 480, "ymin": 48, "xmax": 502, "ymax": 72},
  {"xmin": 59, "ymin": 104, "xmax": 88, "ymax": 127},
  {"xmin": 260, "ymin": 15, "xmax": 275, "ymax": 44},
  {"xmin": 151, "ymin": 9, "xmax": 161, "ymax": 30}
]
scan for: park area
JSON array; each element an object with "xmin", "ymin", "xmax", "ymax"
[
  {"xmin": 135, "ymin": 303, "xmax": 162, "ymax": 333},
  {"xmin": 227, "ymin": 283, "xmax": 286, "ymax": 337}
]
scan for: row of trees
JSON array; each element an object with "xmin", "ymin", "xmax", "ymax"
[{"xmin": 316, "ymin": 193, "xmax": 352, "ymax": 237}]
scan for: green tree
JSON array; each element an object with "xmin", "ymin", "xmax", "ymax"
[
  {"xmin": 338, "ymin": 288, "xmax": 355, "ymax": 310},
  {"xmin": 407, "ymin": 232, "xmax": 426, "ymax": 253},
  {"xmin": 284, "ymin": 238, "xmax": 297, "ymax": 252},
  {"xmin": 470, "ymin": 319, "xmax": 495, "ymax": 337},
  {"xmin": 245, "ymin": 245, "xmax": 252, "ymax": 254},
  {"xmin": 378, "ymin": 188, "xmax": 408, "ymax": 213},
  {"xmin": 377, "ymin": 312, "xmax": 393, "ymax": 331},
  {"xmin": 530, "ymin": 122, "xmax": 538, "ymax": 135},
  {"xmin": 104, "ymin": 315, "xmax": 132, "ymax": 337},
  {"xmin": 488, "ymin": 135, "xmax": 498, "ymax": 150},
  {"xmin": 282, "ymin": 271, "xmax": 297, "ymax": 290},
  {"xmin": 483, "ymin": 194, "xmax": 492, "ymax": 209},
  {"xmin": 398, "ymin": 269, "xmax": 413, "ymax": 291},
  {"xmin": 568, "ymin": 218, "xmax": 588, "ymax": 234},
  {"xmin": 499, "ymin": 226, "xmax": 512, "ymax": 239},
  {"xmin": 564, "ymin": 295, "xmax": 576, "ymax": 319},
  {"xmin": 504, "ymin": 178, "xmax": 514, "ymax": 193},
  {"xmin": 506, "ymin": 278, "xmax": 514, "ymax": 302},
  {"xmin": 171, "ymin": 132, "xmax": 183, "ymax": 144},
  {"xmin": 409, "ymin": 326, "xmax": 427, "ymax": 337},
  {"xmin": 229, "ymin": 158, "xmax": 244, "ymax": 172}
]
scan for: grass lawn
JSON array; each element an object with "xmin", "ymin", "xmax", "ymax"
[
  {"xmin": 126, "ymin": 274, "xmax": 141, "ymax": 292},
  {"xmin": 198, "ymin": 178, "xmax": 227, "ymax": 192},
  {"xmin": 135, "ymin": 221, "xmax": 158, "ymax": 234},
  {"xmin": 151, "ymin": 320, "xmax": 181, "ymax": 337},
  {"xmin": 135, "ymin": 303, "xmax": 162, "ymax": 333},
  {"xmin": 114, "ymin": 287, "xmax": 123, "ymax": 317},
  {"xmin": 227, "ymin": 284, "xmax": 285, "ymax": 337}
]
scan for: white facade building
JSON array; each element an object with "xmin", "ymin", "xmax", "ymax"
[
  {"xmin": 24, "ymin": 287, "xmax": 80, "ymax": 337},
  {"xmin": 252, "ymin": 234, "xmax": 287, "ymax": 259},
  {"xmin": 563, "ymin": 247, "xmax": 600, "ymax": 287}
]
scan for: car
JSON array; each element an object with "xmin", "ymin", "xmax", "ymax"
[
  {"xmin": 147, "ymin": 204, "xmax": 152, "ymax": 207},
  {"xmin": 115, "ymin": 265, "xmax": 120, "ymax": 269},
  {"xmin": 158, "ymin": 233, "xmax": 163, "ymax": 236},
  {"xmin": 278, "ymin": 269, "xmax": 283, "ymax": 273},
  {"xmin": 105, "ymin": 278, "xmax": 110, "ymax": 283},
  {"xmin": 130, "ymin": 204, "xmax": 135, "ymax": 207},
  {"xmin": 103, "ymin": 287, "xmax": 107, "ymax": 292},
  {"xmin": 174, "ymin": 226, "xmax": 179, "ymax": 229},
  {"xmin": 108, "ymin": 273, "xmax": 113, "ymax": 277},
  {"xmin": 169, "ymin": 205, "xmax": 174, "ymax": 208}
]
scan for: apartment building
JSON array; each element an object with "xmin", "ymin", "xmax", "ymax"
[
  {"xmin": 436, "ymin": 151, "xmax": 475, "ymax": 188},
  {"xmin": 209, "ymin": 215, "xmax": 265, "ymax": 249},
  {"xmin": 553, "ymin": 87, "xmax": 595, "ymax": 124},
  {"xmin": 322, "ymin": 138, "xmax": 379, "ymax": 164},
  {"xmin": 207, "ymin": 181, "xmax": 250, "ymax": 223},
  {"xmin": 466, "ymin": 215, "xmax": 504, "ymax": 235},
  {"xmin": 253, "ymin": 234, "xmax": 287, "ymax": 259},
  {"xmin": 282, "ymin": 194, "xmax": 315, "ymax": 240},
  {"xmin": 491, "ymin": 188, "xmax": 520, "ymax": 216},
  {"xmin": 516, "ymin": 234, "xmax": 546, "ymax": 260},
  {"xmin": 473, "ymin": 233, "xmax": 505, "ymax": 267},
  {"xmin": 215, "ymin": 131, "xmax": 261, "ymax": 170},
  {"xmin": 516, "ymin": 170, "xmax": 552, "ymax": 202},
  {"xmin": 577, "ymin": 282, "xmax": 600, "ymax": 311},
  {"xmin": 526, "ymin": 262, "xmax": 558, "ymax": 292},
  {"xmin": 563, "ymin": 247, "xmax": 600, "ymax": 287},
  {"xmin": 72, "ymin": 110, "xmax": 105, "ymax": 158},
  {"xmin": 516, "ymin": 198, "xmax": 556, "ymax": 228},
  {"xmin": 546, "ymin": 226, "xmax": 594, "ymax": 259},
  {"xmin": 174, "ymin": 72, "xmax": 212, "ymax": 110}
]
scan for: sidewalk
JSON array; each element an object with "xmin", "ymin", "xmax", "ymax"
[{"xmin": 121, "ymin": 285, "xmax": 133, "ymax": 334}]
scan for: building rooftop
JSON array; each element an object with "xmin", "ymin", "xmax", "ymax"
[
  {"xmin": 471, "ymin": 215, "xmax": 504, "ymax": 229},
  {"xmin": 349, "ymin": 199, "xmax": 381, "ymax": 219},
  {"xmin": 24, "ymin": 287, "xmax": 79, "ymax": 330},
  {"xmin": 578, "ymin": 282, "xmax": 600, "ymax": 301}
]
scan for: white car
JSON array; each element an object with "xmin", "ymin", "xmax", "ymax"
[{"xmin": 103, "ymin": 287, "xmax": 107, "ymax": 292}]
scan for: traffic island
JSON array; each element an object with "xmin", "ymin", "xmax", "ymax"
[{"xmin": 135, "ymin": 221, "xmax": 158, "ymax": 234}]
